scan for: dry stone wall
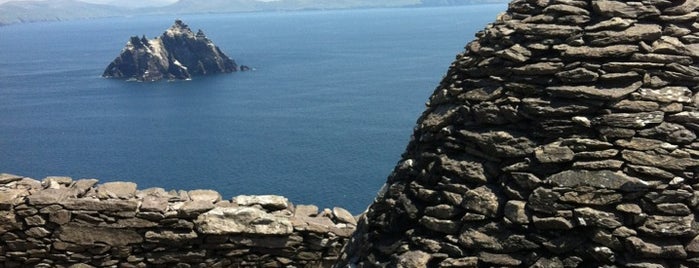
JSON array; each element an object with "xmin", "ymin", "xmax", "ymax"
[
  {"xmin": 0, "ymin": 173, "xmax": 356, "ymax": 268},
  {"xmin": 337, "ymin": 0, "xmax": 699, "ymax": 267}
]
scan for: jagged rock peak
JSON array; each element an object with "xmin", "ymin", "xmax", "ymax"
[
  {"xmin": 165, "ymin": 19, "xmax": 194, "ymax": 37},
  {"xmin": 103, "ymin": 20, "xmax": 238, "ymax": 82},
  {"xmin": 336, "ymin": 0, "xmax": 699, "ymax": 267}
]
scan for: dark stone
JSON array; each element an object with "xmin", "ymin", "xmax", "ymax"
[{"xmin": 57, "ymin": 224, "xmax": 143, "ymax": 246}]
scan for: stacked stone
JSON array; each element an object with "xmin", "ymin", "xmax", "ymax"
[
  {"xmin": 336, "ymin": 1, "xmax": 699, "ymax": 267},
  {"xmin": 0, "ymin": 173, "xmax": 356, "ymax": 268}
]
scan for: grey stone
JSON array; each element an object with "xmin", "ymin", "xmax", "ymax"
[
  {"xmin": 0, "ymin": 189, "xmax": 27, "ymax": 210},
  {"xmin": 504, "ymin": 200, "xmax": 529, "ymax": 224},
  {"xmin": 48, "ymin": 210, "xmax": 71, "ymax": 225},
  {"xmin": 622, "ymin": 150, "xmax": 699, "ymax": 171},
  {"xmin": 439, "ymin": 257, "xmax": 478, "ymax": 268},
  {"xmin": 521, "ymin": 98, "xmax": 598, "ymax": 116},
  {"xmin": 585, "ymin": 17, "xmax": 635, "ymax": 31},
  {"xmin": 144, "ymin": 230, "xmax": 198, "ymax": 243},
  {"xmin": 615, "ymin": 137, "xmax": 675, "ymax": 151},
  {"xmin": 233, "ymin": 195, "xmax": 290, "ymax": 211},
  {"xmin": 478, "ymin": 252, "xmax": 521, "ymax": 266},
  {"xmin": 458, "ymin": 130, "xmax": 536, "ymax": 158},
  {"xmin": 194, "ymin": 207, "xmax": 293, "ymax": 235},
  {"xmin": 0, "ymin": 211, "xmax": 21, "ymax": 234},
  {"xmin": 140, "ymin": 196, "xmax": 169, "ymax": 213},
  {"xmin": 510, "ymin": 172, "xmax": 542, "ymax": 190},
  {"xmin": 419, "ymin": 216, "xmax": 460, "ymax": 234},
  {"xmin": 26, "ymin": 188, "xmax": 73, "ymax": 205},
  {"xmin": 626, "ymin": 164, "xmax": 675, "ymax": 180},
  {"xmin": 514, "ymin": 23, "xmax": 582, "ymax": 36},
  {"xmin": 592, "ymin": 0, "xmax": 660, "ymax": 18},
  {"xmin": 96, "ymin": 181, "xmax": 137, "ymax": 199},
  {"xmin": 458, "ymin": 228, "xmax": 502, "ymax": 250},
  {"xmin": 664, "ymin": 1, "xmax": 699, "ymax": 15},
  {"xmin": 589, "ymin": 89, "xmax": 629, "ymax": 106},
  {"xmin": 630, "ymin": 53, "xmax": 693, "ymax": 64},
  {"xmin": 668, "ymin": 111, "xmax": 699, "ymax": 124},
  {"xmin": 332, "ymin": 207, "xmax": 356, "ymax": 225},
  {"xmin": 529, "ymin": 188, "xmax": 564, "ymax": 214},
  {"xmin": 99, "ymin": 217, "xmax": 158, "ymax": 228},
  {"xmin": 572, "ymin": 159, "xmax": 624, "ymax": 170},
  {"xmin": 63, "ymin": 198, "xmax": 139, "ymax": 212},
  {"xmin": 425, "ymin": 204, "xmax": 461, "ymax": 219},
  {"xmin": 625, "ymin": 236, "xmax": 687, "ymax": 259},
  {"xmin": 656, "ymin": 203, "xmax": 691, "ymax": 215},
  {"xmin": 396, "ymin": 250, "xmax": 431, "ymax": 268},
  {"xmin": 593, "ymin": 111, "xmax": 665, "ymax": 128},
  {"xmin": 0, "ymin": 173, "xmax": 23, "ymax": 184},
  {"xmin": 25, "ymin": 227, "xmax": 50, "ymax": 238},
  {"xmin": 71, "ymin": 179, "xmax": 99, "ymax": 196},
  {"xmin": 187, "ymin": 189, "xmax": 221, "ymax": 203},
  {"xmin": 294, "ymin": 204, "xmax": 319, "ymax": 217},
  {"xmin": 555, "ymin": 67, "xmax": 599, "ymax": 83},
  {"xmin": 554, "ymin": 44, "xmax": 639, "ymax": 58},
  {"xmin": 639, "ymin": 215, "xmax": 697, "ymax": 237},
  {"xmin": 461, "ymin": 186, "xmax": 501, "ymax": 218},
  {"xmin": 638, "ymin": 122, "xmax": 697, "ymax": 144},
  {"xmin": 57, "ymin": 224, "xmax": 142, "ymax": 246},
  {"xmin": 652, "ymin": 36, "xmax": 699, "ymax": 56},
  {"xmin": 547, "ymin": 81, "xmax": 642, "ymax": 100},
  {"xmin": 637, "ymin": 86, "xmax": 692, "ymax": 103},
  {"xmin": 512, "ymin": 62, "xmax": 565, "ymax": 75},
  {"xmin": 574, "ymin": 207, "xmax": 622, "ymax": 229},
  {"xmin": 497, "ymin": 44, "xmax": 531, "ymax": 63},
  {"xmin": 687, "ymin": 235, "xmax": 699, "ymax": 253},
  {"xmin": 559, "ymin": 189, "xmax": 622, "ymax": 205},
  {"xmin": 437, "ymin": 156, "xmax": 487, "ymax": 184},
  {"xmin": 24, "ymin": 215, "xmax": 45, "ymax": 226},
  {"xmin": 532, "ymin": 216, "xmax": 574, "ymax": 230},
  {"xmin": 179, "ymin": 200, "xmax": 215, "ymax": 217},
  {"xmin": 586, "ymin": 24, "xmax": 662, "ymax": 46},
  {"xmin": 534, "ymin": 143, "xmax": 575, "ymax": 164},
  {"xmin": 546, "ymin": 170, "xmax": 649, "ymax": 191},
  {"xmin": 544, "ymin": 4, "xmax": 590, "ymax": 15}
]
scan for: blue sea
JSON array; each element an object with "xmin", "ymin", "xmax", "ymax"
[{"xmin": 0, "ymin": 5, "xmax": 506, "ymax": 213}]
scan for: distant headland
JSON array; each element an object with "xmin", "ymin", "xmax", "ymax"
[
  {"xmin": 103, "ymin": 20, "xmax": 241, "ymax": 82},
  {"xmin": 0, "ymin": 0, "xmax": 510, "ymax": 27}
]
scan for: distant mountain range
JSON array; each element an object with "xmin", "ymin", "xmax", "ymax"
[{"xmin": 0, "ymin": 0, "xmax": 509, "ymax": 26}]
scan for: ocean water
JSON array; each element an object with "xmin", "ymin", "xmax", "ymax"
[{"xmin": 0, "ymin": 5, "xmax": 506, "ymax": 213}]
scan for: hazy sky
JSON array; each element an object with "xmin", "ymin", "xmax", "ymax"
[{"xmin": 0, "ymin": 0, "xmax": 177, "ymax": 4}]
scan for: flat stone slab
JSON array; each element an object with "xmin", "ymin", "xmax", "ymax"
[
  {"xmin": 57, "ymin": 224, "xmax": 143, "ymax": 246},
  {"xmin": 0, "ymin": 173, "xmax": 23, "ymax": 184},
  {"xmin": 96, "ymin": 181, "xmax": 137, "ymax": 199},
  {"xmin": 195, "ymin": 207, "xmax": 293, "ymax": 235},
  {"xmin": 188, "ymin": 189, "xmax": 221, "ymax": 203},
  {"xmin": 546, "ymin": 170, "xmax": 649, "ymax": 191},
  {"xmin": 0, "ymin": 189, "xmax": 28, "ymax": 209},
  {"xmin": 233, "ymin": 195, "xmax": 290, "ymax": 211}
]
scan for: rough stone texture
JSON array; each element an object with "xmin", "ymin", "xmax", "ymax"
[
  {"xmin": 102, "ymin": 20, "xmax": 238, "ymax": 82},
  {"xmin": 0, "ymin": 177, "xmax": 355, "ymax": 267},
  {"xmin": 336, "ymin": 1, "xmax": 699, "ymax": 267}
]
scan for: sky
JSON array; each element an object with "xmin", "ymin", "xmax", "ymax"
[{"xmin": 0, "ymin": 0, "xmax": 177, "ymax": 4}]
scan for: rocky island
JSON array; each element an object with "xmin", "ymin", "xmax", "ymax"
[{"xmin": 102, "ymin": 20, "xmax": 238, "ymax": 82}]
